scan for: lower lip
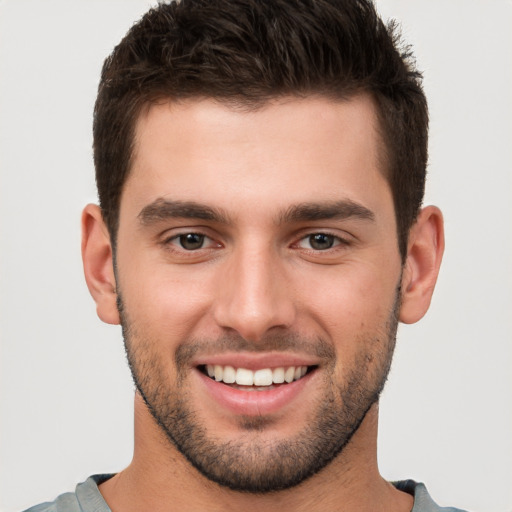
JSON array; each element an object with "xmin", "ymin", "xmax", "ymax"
[{"xmin": 196, "ymin": 369, "xmax": 315, "ymax": 416}]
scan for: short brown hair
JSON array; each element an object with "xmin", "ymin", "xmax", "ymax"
[{"xmin": 93, "ymin": 0, "xmax": 428, "ymax": 259}]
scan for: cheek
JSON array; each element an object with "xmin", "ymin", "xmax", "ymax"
[
  {"xmin": 300, "ymin": 265, "xmax": 397, "ymax": 331},
  {"xmin": 306, "ymin": 274, "xmax": 399, "ymax": 385},
  {"xmin": 118, "ymin": 259, "xmax": 215, "ymax": 341}
]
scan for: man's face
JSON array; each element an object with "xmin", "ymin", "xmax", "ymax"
[{"xmin": 115, "ymin": 96, "xmax": 403, "ymax": 491}]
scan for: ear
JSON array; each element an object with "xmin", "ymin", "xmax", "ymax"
[
  {"xmin": 399, "ymin": 206, "xmax": 445, "ymax": 324},
  {"xmin": 81, "ymin": 204, "xmax": 120, "ymax": 325}
]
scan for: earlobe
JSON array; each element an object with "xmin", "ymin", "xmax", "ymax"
[
  {"xmin": 399, "ymin": 206, "xmax": 445, "ymax": 324},
  {"xmin": 81, "ymin": 204, "xmax": 120, "ymax": 325}
]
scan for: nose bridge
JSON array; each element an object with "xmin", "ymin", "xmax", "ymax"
[{"xmin": 213, "ymin": 238, "xmax": 295, "ymax": 341}]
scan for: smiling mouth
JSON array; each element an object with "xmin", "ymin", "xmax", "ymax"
[{"xmin": 199, "ymin": 364, "xmax": 317, "ymax": 390}]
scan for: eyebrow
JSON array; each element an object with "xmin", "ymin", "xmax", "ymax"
[
  {"xmin": 138, "ymin": 198, "xmax": 375, "ymax": 227},
  {"xmin": 138, "ymin": 199, "xmax": 230, "ymax": 225},
  {"xmin": 279, "ymin": 200, "xmax": 375, "ymax": 224}
]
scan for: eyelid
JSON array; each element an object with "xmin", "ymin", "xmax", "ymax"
[
  {"xmin": 160, "ymin": 228, "xmax": 223, "ymax": 251},
  {"xmin": 292, "ymin": 230, "xmax": 352, "ymax": 249},
  {"xmin": 158, "ymin": 226, "xmax": 353, "ymax": 253},
  {"xmin": 295, "ymin": 234, "xmax": 343, "ymax": 250}
]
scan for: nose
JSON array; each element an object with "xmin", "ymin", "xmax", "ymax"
[{"xmin": 212, "ymin": 243, "xmax": 296, "ymax": 342}]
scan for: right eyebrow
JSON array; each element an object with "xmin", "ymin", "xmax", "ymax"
[{"xmin": 138, "ymin": 199, "xmax": 230, "ymax": 225}]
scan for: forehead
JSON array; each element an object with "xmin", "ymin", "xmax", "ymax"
[{"xmin": 124, "ymin": 95, "xmax": 392, "ymax": 221}]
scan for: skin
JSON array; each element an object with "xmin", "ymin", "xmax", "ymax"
[{"xmin": 82, "ymin": 95, "xmax": 444, "ymax": 512}]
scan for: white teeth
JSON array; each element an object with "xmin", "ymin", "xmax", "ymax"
[
  {"xmin": 223, "ymin": 365, "xmax": 236, "ymax": 384},
  {"xmin": 236, "ymin": 368, "xmax": 254, "ymax": 386},
  {"xmin": 284, "ymin": 366, "xmax": 295, "ymax": 383},
  {"xmin": 204, "ymin": 364, "xmax": 310, "ymax": 386},
  {"xmin": 272, "ymin": 367, "xmax": 285, "ymax": 384},
  {"xmin": 214, "ymin": 365, "xmax": 223, "ymax": 382},
  {"xmin": 253, "ymin": 368, "xmax": 273, "ymax": 386}
]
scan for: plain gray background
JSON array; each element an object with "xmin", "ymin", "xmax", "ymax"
[{"xmin": 1, "ymin": 1, "xmax": 511, "ymax": 511}]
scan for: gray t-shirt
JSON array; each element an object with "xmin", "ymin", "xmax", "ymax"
[{"xmin": 23, "ymin": 474, "xmax": 469, "ymax": 512}]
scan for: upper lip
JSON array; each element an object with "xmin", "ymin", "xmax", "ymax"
[{"xmin": 192, "ymin": 352, "xmax": 321, "ymax": 370}]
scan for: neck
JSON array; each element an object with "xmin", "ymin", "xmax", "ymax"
[{"xmin": 99, "ymin": 394, "xmax": 412, "ymax": 512}]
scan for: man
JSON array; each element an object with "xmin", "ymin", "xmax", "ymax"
[{"xmin": 24, "ymin": 0, "xmax": 463, "ymax": 510}]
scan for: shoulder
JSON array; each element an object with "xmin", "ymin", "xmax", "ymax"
[
  {"xmin": 394, "ymin": 480, "xmax": 470, "ymax": 512},
  {"xmin": 22, "ymin": 492, "xmax": 81, "ymax": 512},
  {"xmin": 21, "ymin": 475, "xmax": 114, "ymax": 512}
]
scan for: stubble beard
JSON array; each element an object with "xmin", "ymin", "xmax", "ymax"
[{"xmin": 118, "ymin": 292, "xmax": 400, "ymax": 493}]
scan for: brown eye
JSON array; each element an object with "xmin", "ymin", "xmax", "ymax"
[
  {"xmin": 308, "ymin": 233, "xmax": 335, "ymax": 250},
  {"xmin": 178, "ymin": 233, "xmax": 205, "ymax": 250}
]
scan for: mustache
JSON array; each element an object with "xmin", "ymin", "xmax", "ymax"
[{"xmin": 175, "ymin": 332, "xmax": 335, "ymax": 368}]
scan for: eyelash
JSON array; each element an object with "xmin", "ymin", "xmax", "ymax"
[
  {"xmin": 162, "ymin": 231, "xmax": 350, "ymax": 254},
  {"xmin": 295, "ymin": 232, "xmax": 349, "ymax": 251},
  {"xmin": 164, "ymin": 232, "xmax": 220, "ymax": 252}
]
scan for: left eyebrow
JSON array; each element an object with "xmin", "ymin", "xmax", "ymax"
[{"xmin": 278, "ymin": 200, "xmax": 375, "ymax": 224}]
